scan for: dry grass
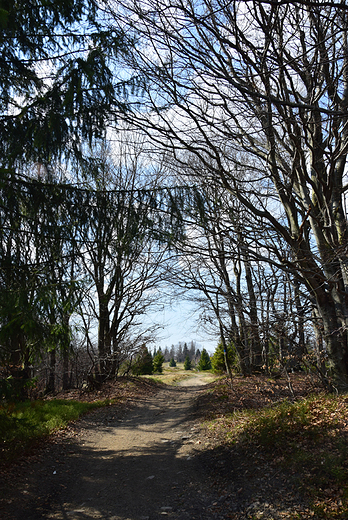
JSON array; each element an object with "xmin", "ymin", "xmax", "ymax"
[
  {"xmin": 196, "ymin": 373, "xmax": 348, "ymax": 519},
  {"xmin": 143, "ymin": 362, "xmax": 216, "ymax": 385}
]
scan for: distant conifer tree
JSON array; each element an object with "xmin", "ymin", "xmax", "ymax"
[
  {"xmin": 153, "ymin": 351, "xmax": 165, "ymax": 373},
  {"xmin": 184, "ymin": 355, "xmax": 192, "ymax": 370},
  {"xmin": 132, "ymin": 347, "xmax": 153, "ymax": 375},
  {"xmin": 198, "ymin": 349, "xmax": 212, "ymax": 371},
  {"xmin": 169, "ymin": 358, "xmax": 176, "ymax": 367}
]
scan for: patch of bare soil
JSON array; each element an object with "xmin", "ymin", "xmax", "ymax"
[{"xmin": 0, "ymin": 373, "xmax": 318, "ymax": 520}]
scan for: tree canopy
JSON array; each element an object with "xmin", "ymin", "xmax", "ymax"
[
  {"xmin": 107, "ymin": 0, "xmax": 348, "ymax": 390},
  {"xmin": 0, "ymin": 0, "xmax": 127, "ymax": 166},
  {"xmin": 2, "ymin": 0, "xmax": 348, "ymax": 393}
]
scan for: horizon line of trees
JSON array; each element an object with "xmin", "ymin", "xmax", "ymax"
[{"xmin": 156, "ymin": 341, "xmax": 202, "ymax": 364}]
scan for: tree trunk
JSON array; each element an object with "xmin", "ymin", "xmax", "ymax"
[
  {"xmin": 241, "ymin": 241, "xmax": 262, "ymax": 371},
  {"xmin": 62, "ymin": 348, "xmax": 70, "ymax": 390},
  {"xmin": 317, "ymin": 295, "xmax": 348, "ymax": 390},
  {"xmin": 294, "ymin": 279, "xmax": 306, "ymax": 362},
  {"xmin": 46, "ymin": 349, "xmax": 56, "ymax": 394},
  {"xmin": 98, "ymin": 298, "xmax": 112, "ymax": 380}
]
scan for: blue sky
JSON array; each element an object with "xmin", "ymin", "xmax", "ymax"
[{"xmin": 148, "ymin": 301, "xmax": 217, "ymax": 354}]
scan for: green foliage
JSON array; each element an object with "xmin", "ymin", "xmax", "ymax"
[
  {"xmin": 0, "ymin": 172, "xmax": 81, "ymax": 375},
  {"xmin": 169, "ymin": 357, "xmax": 176, "ymax": 367},
  {"xmin": 212, "ymin": 394, "xmax": 346, "ymax": 453},
  {"xmin": 184, "ymin": 355, "xmax": 192, "ymax": 370},
  {"xmin": 132, "ymin": 347, "xmax": 153, "ymax": 375},
  {"xmin": 0, "ymin": 0, "xmax": 128, "ymax": 165},
  {"xmin": 0, "ymin": 375, "xmax": 37, "ymax": 403},
  {"xmin": 211, "ymin": 341, "xmax": 237, "ymax": 373},
  {"xmin": 145, "ymin": 377, "xmax": 164, "ymax": 384},
  {"xmin": 153, "ymin": 350, "xmax": 165, "ymax": 373},
  {"xmin": 0, "ymin": 398, "xmax": 106, "ymax": 464},
  {"xmin": 242, "ymin": 400, "xmax": 313, "ymax": 447},
  {"xmin": 0, "ymin": 169, "xmax": 198, "ymax": 383},
  {"xmin": 197, "ymin": 349, "xmax": 212, "ymax": 371}
]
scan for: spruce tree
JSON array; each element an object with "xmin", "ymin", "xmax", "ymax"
[
  {"xmin": 177, "ymin": 343, "xmax": 183, "ymax": 362},
  {"xmin": 189, "ymin": 341, "xmax": 196, "ymax": 361},
  {"xmin": 153, "ymin": 351, "xmax": 165, "ymax": 373},
  {"xmin": 211, "ymin": 341, "xmax": 236, "ymax": 373},
  {"xmin": 169, "ymin": 358, "xmax": 176, "ymax": 367},
  {"xmin": 132, "ymin": 347, "xmax": 153, "ymax": 375},
  {"xmin": 197, "ymin": 349, "xmax": 212, "ymax": 371},
  {"xmin": 0, "ymin": 0, "xmax": 128, "ymax": 166},
  {"xmin": 184, "ymin": 356, "xmax": 192, "ymax": 370},
  {"xmin": 183, "ymin": 342, "xmax": 189, "ymax": 360},
  {"xmin": 164, "ymin": 346, "xmax": 170, "ymax": 361}
]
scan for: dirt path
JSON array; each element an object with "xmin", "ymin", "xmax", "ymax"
[
  {"xmin": 1, "ymin": 373, "xmax": 311, "ymax": 520},
  {"xmin": 2, "ymin": 375, "xmax": 222, "ymax": 520}
]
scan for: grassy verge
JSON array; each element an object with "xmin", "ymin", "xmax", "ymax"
[
  {"xmin": 0, "ymin": 377, "xmax": 159, "ymax": 468},
  {"xmin": 243, "ymin": 395, "xmax": 348, "ymax": 518},
  {"xmin": 143, "ymin": 363, "xmax": 196, "ymax": 385},
  {"xmin": 0, "ymin": 398, "xmax": 113, "ymax": 465},
  {"xmin": 144, "ymin": 363, "xmax": 216, "ymax": 385},
  {"xmin": 201, "ymin": 376, "xmax": 348, "ymax": 519}
]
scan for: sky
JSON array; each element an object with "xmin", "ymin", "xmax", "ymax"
[{"xmin": 146, "ymin": 301, "xmax": 218, "ymax": 354}]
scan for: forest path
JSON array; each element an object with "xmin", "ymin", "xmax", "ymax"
[
  {"xmin": 1, "ymin": 372, "xmax": 315, "ymax": 520},
  {"xmin": 4, "ymin": 374, "xmax": 223, "ymax": 520}
]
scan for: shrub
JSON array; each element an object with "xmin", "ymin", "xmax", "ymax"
[
  {"xmin": 0, "ymin": 398, "xmax": 106, "ymax": 464},
  {"xmin": 211, "ymin": 341, "xmax": 237, "ymax": 373},
  {"xmin": 169, "ymin": 358, "xmax": 176, "ymax": 367},
  {"xmin": 0, "ymin": 373, "xmax": 37, "ymax": 402}
]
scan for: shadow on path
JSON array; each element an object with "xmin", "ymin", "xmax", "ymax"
[
  {"xmin": 1, "ymin": 380, "xmax": 310, "ymax": 520},
  {"xmin": 2, "ymin": 385, "xmax": 220, "ymax": 520}
]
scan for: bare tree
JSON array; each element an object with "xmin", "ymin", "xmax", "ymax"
[
  {"xmin": 76, "ymin": 139, "xmax": 173, "ymax": 380},
  {"xmin": 108, "ymin": 0, "xmax": 348, "ymax": 390},
  {"xmin": 170, "ymin": 176, "xmax": 307, "ymax": 375}
]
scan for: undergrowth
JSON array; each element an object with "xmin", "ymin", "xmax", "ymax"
[
  {"xmin": 0, "ymin": 398, "xmax": 112, "ymax": 465},
  {"xmin": 204, "ymin": 382, "xmax": 348, "ymax": 519}
]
